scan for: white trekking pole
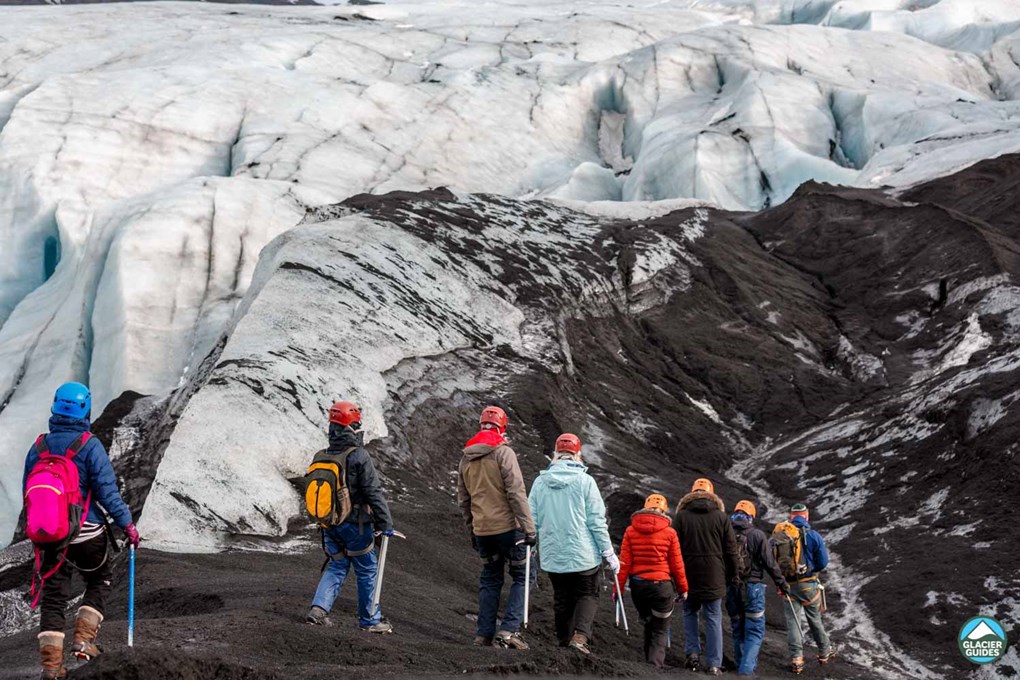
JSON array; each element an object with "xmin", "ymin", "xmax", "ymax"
[
  {"xmin": 614, "ymin": 572, "xmax": 629, "ymax": 635},
  {"xmin": 524, "ymin": 545, "xmax": 531, "ymax": 628}
]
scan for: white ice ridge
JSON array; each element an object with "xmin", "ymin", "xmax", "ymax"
[{"xmin": 0, "ymin": 0, "xmax": 1019, "ymax": 542}]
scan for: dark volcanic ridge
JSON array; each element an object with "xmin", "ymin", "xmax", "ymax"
[{"xmin": 4, "ymin": 155, "xmax": 1020, "ymax": 679}]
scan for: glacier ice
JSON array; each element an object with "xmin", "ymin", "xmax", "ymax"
[{"xmin": 1, "ymin": 0, "xmax": 1019, "ymax": 546}]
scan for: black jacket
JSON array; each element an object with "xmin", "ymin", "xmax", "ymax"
[
  {"xmin": 327, "ymin": 424, "xmax": 393, "ymax": 532},
  {"xmin": 732, "ymin": 514, "xmax": 786, "ymax": 587},
  {"xmin": 672, "ymin": 491, "xmax": 740, "ymax": 600}
]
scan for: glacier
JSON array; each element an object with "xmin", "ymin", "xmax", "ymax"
[
  {"xmin": 1, "ymin": 1, "xmax": 1020, "ymax": 675},
  {"xmin": 2, "ymin": 1, "xmax": 1019, "ymax": 544}
]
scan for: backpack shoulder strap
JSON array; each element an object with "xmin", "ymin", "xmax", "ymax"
[
  {"xmin": 65, "ymin": 432, "xmax": 92, "ymax": 459},
  {"xmin": 33, "ymin": 435, "xmax": 49, "ymax": 457}
]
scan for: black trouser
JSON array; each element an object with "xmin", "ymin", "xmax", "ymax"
[
  {"xmin": 630, "ymin": 578, "xmax": 675, "ymax": 669},
  {"xmin": 547, "ymin": 568, "xmax": 600, "ymax": 645},
  {"xmin": 40, "ymin": 533, "xmax": 112, "ymax": 632}
]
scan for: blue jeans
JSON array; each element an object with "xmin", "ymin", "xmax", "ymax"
[
  {"xmin": 683, "ymin": 596, "xmax": 723, "ymax": 668},
  {"xmin": 311, "ymin": 522, "xmax": 381, "ymax": 627},
  {"xmin": 475, "ymin": 530, "xmax": 527, "ymax": 637},
  {"xmin": 727, "ymin": 582, "xmax": 766, "ymax": 675}
]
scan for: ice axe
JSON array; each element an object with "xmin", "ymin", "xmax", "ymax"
[
  {"xmin": 819, "ymin": 584, "xmax": 827, "ymax": 612},
  {"xmin": 371, "ymin": 530, "xmax": 406, "ymax": 612},
  {"xmin": 127, "ymin": 545, "xmax": 136, "ymax": 648}
]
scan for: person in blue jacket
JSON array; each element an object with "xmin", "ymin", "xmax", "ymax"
[
  {"xmin": 23, "ymin": 382, "xmax": 139, "ymax": 679},
  {"xmin": 527, "ymin": 433, "xmax": 618, "ymax": 655},
  {"xmin": 783, "ymin": 503, "xmax": 836, "ymax": 674}
]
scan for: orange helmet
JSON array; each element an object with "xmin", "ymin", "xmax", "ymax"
[
  {"xmin": 691, "ymin": 478, "xmax": 714, "ymax": 494},
  {"xmin": 734, "ymin": 500, "xmax": 756, "ymax": 518},
  {"xmin": 329, "ymin": 401, "xmax": 361, "ymax": 427},
  {"xmin": 479, "ymin": 406, "xmax": 508, "ymax": 432},
  {"xmin": 644, "ymin": 494, "xmax": 668, "ymax": 514},
  {"xmin": 555, "ymin": 433, "xmax": 582, "ymax": 454}
]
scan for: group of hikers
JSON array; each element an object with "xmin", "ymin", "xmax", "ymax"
[
  {"xmin": 21, "ymin": 385, "xmax": 835, "ymax": 679},
  {"xmin": 451, "ymin": 405, "xmax": 837, "ymax": 675},
  {"xmin": 302, "ymin": 401, "xmax": 837, "ymax": 675}
]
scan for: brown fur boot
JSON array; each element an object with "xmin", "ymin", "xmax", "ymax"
[
  {"xmin": 71, "ymin": 606, "xmax": 104, "ymax": 661},
  {"xmin": 38, "ymin": 631, "xmax": 66, "ymax": 680}
]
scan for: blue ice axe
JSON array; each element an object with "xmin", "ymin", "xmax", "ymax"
[{"xmin": 127, "ymin": 545, "xmax": 135, "ymax": 648}]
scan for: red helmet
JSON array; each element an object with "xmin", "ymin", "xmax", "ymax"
[
  {"xmin": 555, "ymin": 433, "xmax": 582, "ymax": 454},
  {"xmin": 329, "ymin": 401, "xmax": 361, "ymax": 427},
  {"xmin": 479, "ymin": 406, "xmax": 508, "ymax": 432}
]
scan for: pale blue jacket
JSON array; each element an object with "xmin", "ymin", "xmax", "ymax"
[{"xmin": 528, "ymin": 460, "xmax": 612, "ymax": 574}]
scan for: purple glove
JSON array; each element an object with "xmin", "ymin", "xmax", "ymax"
[{"xmin": 123, "ymin": 523, "xmax": 140, "ymax": 547}]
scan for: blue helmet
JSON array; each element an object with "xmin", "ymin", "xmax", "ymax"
[{"xmin": 52, "ymin": 382, "xmax": 92, "ymax": 419}]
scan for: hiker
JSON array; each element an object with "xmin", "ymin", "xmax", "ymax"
[
  {"xmin": 617, "ymin": 494, "xmax": 688, "ymax": 669},
  {"xmin": 23, "ymin": 382, "xmax": 139, "ymax": 680},
  {"xmin": 528, "ymin": 433, "xmax": 617, "ymax": 655},
  {"xmin": 457, "ymin": 406, "xmax": 536, "ymax": 649},
  {"xmin": 672, "ymin": 478, "xmax": 740, "ymax": 676},
  {"xmin": 727, "ymin": 500, "xmax": 790, "ymax": 676},
  {"xmin": 777, "ymin": 503, "xmax": 836, "ymax": 674},
  {"xmin": 305, "ymin": 401, "xmax": 395, "ymax": 633}
]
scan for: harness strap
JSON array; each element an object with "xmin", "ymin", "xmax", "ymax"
[
  {"xmin": 31, "ymin": 544, "xmax": 69, "ymax": 609},
  {"xmin": 746, "ymin": 610, "xmax": 765, "ymax": 619},
  {"xmin": 344, "ymin": 544, "xmax": 375, "ymax": 558},
  {"xmin": 319, "ymin": 528, "xmax": 375, "ymax": 572},
  {"xmin": 651, "ymin": 608, "xmax": 673, "ymax": 619},
  {"xmin": 789, "ymin": 589, "xmax": 822, "ymax": 607}
]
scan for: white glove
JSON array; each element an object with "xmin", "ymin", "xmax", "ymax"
[{"xmin": 602, "ymin": 549, "xmax": 620, "ymax": 574}]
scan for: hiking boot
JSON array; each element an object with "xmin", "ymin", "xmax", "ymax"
[
  {"xmin": 818, "ymin": 643, "xmax": 838, "ymax": 664},
  {"xmin": 791, "ymin": 656, "xmax": 805, "ymax": 674},
  {"xmin": 306, "ymin": 606, "xmax": 333, "ymax": 627},
  {"xmin": 473, "ymin": 635, "xmax": 494, "ymax": 647},
  {"xmin": 361, "ymin": 620, "xmax": 394, "ymax": 634},
  {"xmin": 685, "ymin": 653, "xmax": 701, "ymax": 672},
  {"xmin": 495, "ymin": 630, "xmax": 529, "ymax": 650},
  {"xmin": 706, "ymin": 669, "xmax": 723, "ymax": 677},
  {"xmin": 567, "ymin": 633, "xmax": 590, "ymax": 655},
  {"xmin": 71, "ymin": 606, "xmax": 103, "ymax": 661},
  {"xmin": 38, "ymin": 632, "xmax": 66, "ymax": 680}
]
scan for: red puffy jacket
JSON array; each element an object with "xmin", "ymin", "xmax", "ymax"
[{"xmin": 618, "ymin": 509, "xmax": 688, "ymax": 594}]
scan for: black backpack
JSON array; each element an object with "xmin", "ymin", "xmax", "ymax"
[{"xmin": 734, "ymin": 526, "xmax": 753, "ymax": 582}]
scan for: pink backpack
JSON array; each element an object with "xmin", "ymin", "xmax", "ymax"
[{"xmin": 24, "ymin": 432, "xmax": 92, "ymax": 608}]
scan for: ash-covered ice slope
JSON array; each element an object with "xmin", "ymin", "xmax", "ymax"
[
  {"xmin": 127, "ymin": 154, "xmax": 1020, "ymax": 678},
  {"xmin": 2, "ymin": 0, "xmax": 1020, "ymax": 544}
]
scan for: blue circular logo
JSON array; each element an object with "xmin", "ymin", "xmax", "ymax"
[{"xmin": 958, "ymin": 616, "xmax": 1008, "ymax": 665}]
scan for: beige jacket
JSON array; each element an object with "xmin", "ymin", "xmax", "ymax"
[{"xmin": 457, "ymin": 433, "xmax": 535, "ymax": 537}]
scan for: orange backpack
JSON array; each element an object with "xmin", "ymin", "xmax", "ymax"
[{"xmin": 771, "ymin": 522, "xmax": 809, "ymax": 580}]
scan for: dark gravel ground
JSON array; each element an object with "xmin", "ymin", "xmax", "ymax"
[{"xmin": 0, "ymin": 535, "xmax": 866, "ymax": 680}]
